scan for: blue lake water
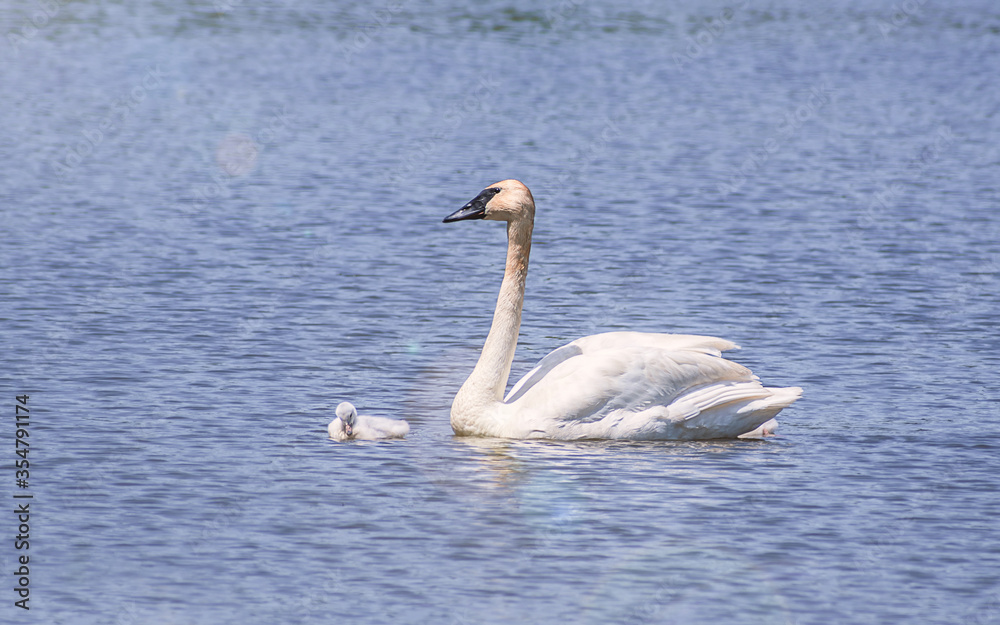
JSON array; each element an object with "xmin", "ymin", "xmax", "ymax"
[{"xmin": 2, "ymin": 1, "xmax": 999, "ymax": 623}]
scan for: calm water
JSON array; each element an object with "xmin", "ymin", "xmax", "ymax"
[{"xmin": 2, "ymin": 1, "xmax": 999, "ymax": 623}]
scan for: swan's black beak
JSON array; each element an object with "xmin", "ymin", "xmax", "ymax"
[{"xmin": 443, "ymin": 187, "xmax": 500, "ymax": 223}]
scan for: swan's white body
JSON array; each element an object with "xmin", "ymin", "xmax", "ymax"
[
  {"xmin": 328, "ymin": 402, "xmax": 409, "ymax": 441},
  {"xmin": 443, "ymin": 180, "xmax": 802, "ymax": 441}
]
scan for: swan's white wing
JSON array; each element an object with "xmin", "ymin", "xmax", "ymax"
[
  {"xmin": 504, "ymin": 343, "xmax": 583, "ymax": 404},
  {"xmin": 557, "ymin": 347, "xmax": 756, "ymax": 421},
  {"xmin": 570, "ymin": 331, "xmax": 740, "ymax": 357},
  {"xmin": 504, "ymin": 334, "xmax": 799, "ymax": 439},
  {"xmin": 504, "ymin": 332, "xmax": 736, "ymax": 405}
]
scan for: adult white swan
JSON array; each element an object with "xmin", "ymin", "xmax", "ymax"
[{"xmin": 442, "ymin": 179, "xmax": 801, "ymax": 440}]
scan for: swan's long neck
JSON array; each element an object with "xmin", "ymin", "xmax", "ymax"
[{"xmin": 452, "ymin": 216, "xmax": 533, "ymax": 428}]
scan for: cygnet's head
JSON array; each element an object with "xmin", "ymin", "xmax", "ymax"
[
  {"xmin": 443, "ymin": 179, "xmax": 535, "ymax": 224},
  {"xmin": 330, "ymin": 401, "xmax": 358, "ymax": 439}
]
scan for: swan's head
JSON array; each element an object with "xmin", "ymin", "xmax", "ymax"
[
  {"xmin": 329, "ymin": 401, "xmax": 358, "ymax": 440},
  {"xmin": 444, "ymin": 179, "xmax": 535, "ymax": 224}
]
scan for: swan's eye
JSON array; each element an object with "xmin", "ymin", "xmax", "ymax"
[{"xmin": 491, "ymin": 187, "xmax": 501, "ymax": 194}]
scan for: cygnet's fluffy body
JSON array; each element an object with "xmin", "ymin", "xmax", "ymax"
[{"xmin": 328, "ymin": 402, "xmax": 409, "ymax": 441}]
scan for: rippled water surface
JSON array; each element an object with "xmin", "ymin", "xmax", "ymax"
[{"xmin": 3, "ymin": 1, "xmax": 1000, "ymax": 623}]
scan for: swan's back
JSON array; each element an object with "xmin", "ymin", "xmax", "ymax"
[{"xmin": 573, "ymin": 332, "xmax": 739, "ymax": 356}]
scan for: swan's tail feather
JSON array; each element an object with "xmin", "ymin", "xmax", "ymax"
[
  {"xmin": 738, "ymin": 386, "xmax": 802, "ymax": 415},
  {"xmin": 661, "ymin": 382, "xmax": 802, "ymax": 439}
]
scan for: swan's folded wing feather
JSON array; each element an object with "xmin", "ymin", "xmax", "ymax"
[
  {"xmin": 504, "ymin": 342, "xmax": 583, "ymax": 404},
  {"xmin": 665, "ymin": 381, "xmax": 786, "ymax": 421},
  {"xmin": 505, "ymin": 333, "xmax": 738, "ymax": 405},
  {"xmin": 510, "ymin": 344, "xmax": 756, "ymax": 428}
]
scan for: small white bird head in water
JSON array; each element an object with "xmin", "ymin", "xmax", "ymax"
[{"xmin": 330, "ymin": 401, "xmax": 358, "ymax": 440}]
